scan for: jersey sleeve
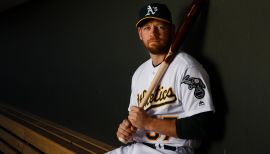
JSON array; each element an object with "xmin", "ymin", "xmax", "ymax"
[{"xmin": 177, "ymin": 65, "xmax": 214, "ymax": 117}]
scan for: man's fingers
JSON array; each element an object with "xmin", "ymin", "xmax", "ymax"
[
  {"xmin": 122, "ymin": 119, "xmax": 131, "ymax": 127},
  {"xmin": 117, "ymin": 125, "xmax": 134, "ymax": 142},
  {"xmin": 117, "ymin": 129, "xmax": 129, "ymax": 139},
  {"xmin": 128, "ymin": 114, "xmax": 135, "ymax": 124},
  {"xmin": 130, "ymin": 125, "xmax": 137, "ymax": 132},
  {"xmin": 119, "ymin": 123, "xmax": 133, "ymax": 134},
  {"xmin": 130, "ymin": 106, "xmax": 139, "ymax": 112},
  {"xmin": 117, "ymin": 119, "xmax": 136, "ymax": 140}
]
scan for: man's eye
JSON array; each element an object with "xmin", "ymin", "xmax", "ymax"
[
  {"xmin": 143, "ymin": 26, "xmax": 151, "ymax": 30},
  {"xmin": 157, "ymin": 25, "xmax": 166, "ymax": 30}
]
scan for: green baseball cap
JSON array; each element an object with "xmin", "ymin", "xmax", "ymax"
[{"xmin": 136, "ymin": 3, "xmax": 172, "ymax": 27}]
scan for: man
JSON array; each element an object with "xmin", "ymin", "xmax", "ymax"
[{"xmin": 107, "ymin": 3, "xmax": 214, "ymax": 154}]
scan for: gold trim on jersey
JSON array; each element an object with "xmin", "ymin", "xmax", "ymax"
[{"xmin": 137, "ymin": 85, "xmax": 177, "ymax": 111}]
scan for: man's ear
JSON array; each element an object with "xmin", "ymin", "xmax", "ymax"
[{"xmin": 137, "ymin": 27, "xmax": 143, "ymax": 40}]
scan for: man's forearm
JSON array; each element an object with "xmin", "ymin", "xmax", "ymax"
[
  {"xmin": 144, "ymin": 111, "xmax": 214, "ymax": 140},
  {"xmin": 145, "ymin": 118, "xmax": 178, "ymax": 138}
]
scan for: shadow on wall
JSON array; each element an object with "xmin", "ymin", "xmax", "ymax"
[
  {"xmin": 0, "ymin": 0, "xmax": 32, "ymax": 13},
  {"xmin": 179, "ymin": 2, "xmax": 228, "ymax": 154}
]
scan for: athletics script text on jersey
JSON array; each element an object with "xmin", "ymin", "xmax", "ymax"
[{"xmin": 137, "ymin": 85, "xmax": 177, "ymax": 110}]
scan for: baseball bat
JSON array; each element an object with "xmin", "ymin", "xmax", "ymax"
[{"xmin": 119, "ymin": 0, "xmax": 207, "ymax": 143}]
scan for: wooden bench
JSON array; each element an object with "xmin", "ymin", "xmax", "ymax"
[{"xmin": 0, "ymin": 103, "xmax": 114, "ymax": 154}]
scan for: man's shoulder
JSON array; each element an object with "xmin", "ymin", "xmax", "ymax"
[
  {"xmin": 173, "ymin": 51, "xmax": 202, "ymax": 68},
  {"xmin": 132, "ymin": 59, "xmax": 151, "ymax": 79},
  {"xmin": 135, "ymin": 59, "xmax": 151, "ymax": 72}
]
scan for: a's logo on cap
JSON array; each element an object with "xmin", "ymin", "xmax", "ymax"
[{"xmin": 145, "ymin": 5, "xmax": 158, "ymax": 16}]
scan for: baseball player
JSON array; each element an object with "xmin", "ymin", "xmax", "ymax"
[{"xmin": 106, "ymin": 3, "xmax": 214, "ymax": 154}]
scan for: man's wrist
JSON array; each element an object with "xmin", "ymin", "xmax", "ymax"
[{"xmin": 144, "ymin": 117, "xmax": 155, "ymax": 131}]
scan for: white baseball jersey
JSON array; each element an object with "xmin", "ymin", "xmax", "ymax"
[{"xmin": 128, "ymin": 52, "xmax": 214, "ymax": 148}]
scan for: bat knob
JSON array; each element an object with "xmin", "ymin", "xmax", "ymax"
[{"xmin": 118, "ymin": 137, "xmax": 129, "ymax": 144}]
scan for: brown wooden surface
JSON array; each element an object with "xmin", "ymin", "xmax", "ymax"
[
  {"xmin": 0, "ymin": 127, "xmax": 41, "ymax": 154},
  {"xmin": 0, "ymin": 140, "xmax": 19, "ymax": 154},
  {"xmin": 0, "ymin": 103, "xmax": 114, "ymax": 154},
  {"xmin": 0, "ymin": 104, "xmax": 113, "ymax": 152}
]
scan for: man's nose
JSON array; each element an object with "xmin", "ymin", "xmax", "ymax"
[{"xmin": 150, "ymin": 26, "xmax": 159, "ymax": 37}]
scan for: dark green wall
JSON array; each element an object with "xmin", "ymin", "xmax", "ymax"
[{"xmin": 1, "ymin": 0, "xmax": 269, "ymax": 153}]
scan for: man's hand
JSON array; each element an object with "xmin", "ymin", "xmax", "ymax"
[
  {"xmin": 116, "ymin": 119, "xmax": 137, "ymax": 142},
  {"xmin": 128, "ymin": 106, "xmax": 178, "ymax": 138},
  {"xmin": 128, "ymin": 106, "xmax": 152, "ymax": 130}
]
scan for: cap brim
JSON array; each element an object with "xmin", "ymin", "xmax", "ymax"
[{"xmin": 136, "ymin": 17, "xmax": 171, "ymax": 27}]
